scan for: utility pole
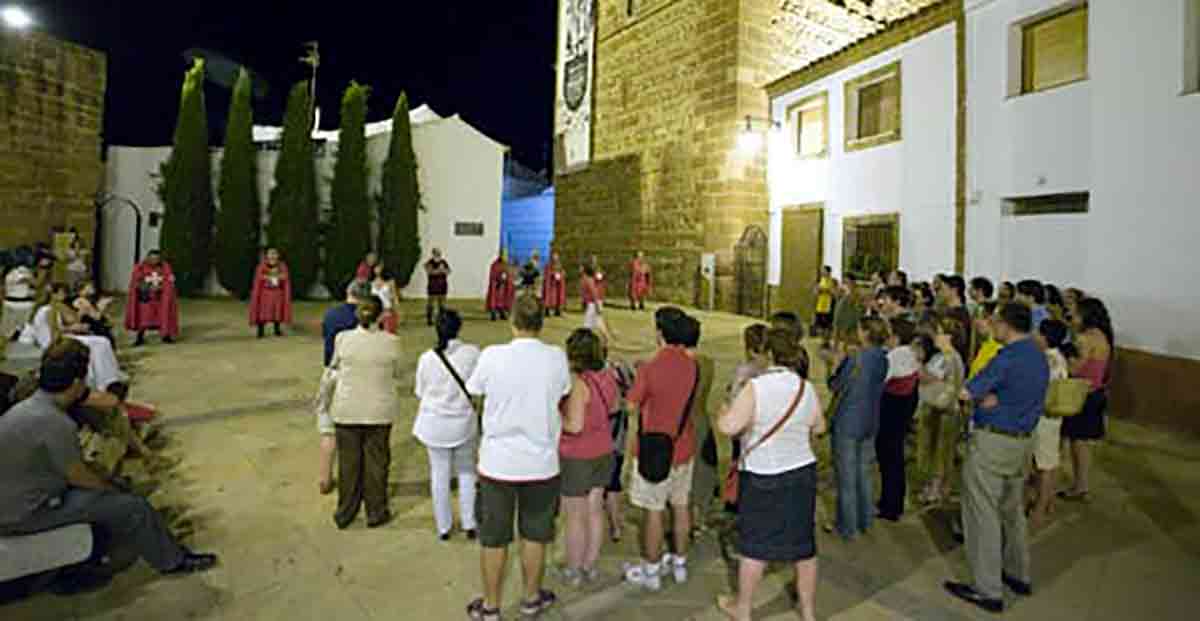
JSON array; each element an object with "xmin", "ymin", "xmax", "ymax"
[{"xmin": 300, "ymin": 41, "xmax": 320, "ymax": 131}]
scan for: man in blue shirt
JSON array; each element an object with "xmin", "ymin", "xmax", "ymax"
[
  {"xmin": 316, "ymin": 281, "xmax": 371, "ymax": 495},
  {"xmin": 946, "ymin": 303, "xmax": 1049, "ymax": 613}
]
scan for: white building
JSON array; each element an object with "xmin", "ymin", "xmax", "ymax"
[
  {"xmin": 765, "ymin": 0, "xmax": 1200, "ymax": 429},
  {"xmin": 102, "ymin": 105, "xmax": 505, "ymax": 300}
]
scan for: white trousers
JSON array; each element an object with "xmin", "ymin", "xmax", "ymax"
[
  {"xmin": 68, "ymin": 334, "xmax": 126, "ymax": 390},
  {"xmin": 426, "ymin": 438, "xmax": 478, "ymax": 535}
]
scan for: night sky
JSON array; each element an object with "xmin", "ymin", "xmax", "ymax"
[{"xmin": 23, "ymin": 1, "xmax": 557, "ymax": 171}]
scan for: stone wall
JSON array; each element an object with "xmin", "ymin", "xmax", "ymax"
[
  {"xmin": 554, "ymin": 0, "xmax": 808, "ymax": 312},
  {"xmin": 0, "ymin": 31, "xmax": 106, "ymax": 248}
]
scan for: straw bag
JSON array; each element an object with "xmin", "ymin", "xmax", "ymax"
[{"xmin": 1044, "ymin": 378, "xmax": 1090, "ymax": 417}]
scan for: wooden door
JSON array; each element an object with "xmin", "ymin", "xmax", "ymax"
[{"xmin": 776, "ymin": 206, "xmax": 823, "ymax": 322}]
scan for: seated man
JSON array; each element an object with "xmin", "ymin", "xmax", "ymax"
[{"xmin": 0, "ymin": 342, "xmax": 215, "ymax": 576}]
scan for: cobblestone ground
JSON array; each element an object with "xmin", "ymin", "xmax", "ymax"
[{"xmin": 3, "ymin": 298, "xmax": 1199, "ymax": 620}]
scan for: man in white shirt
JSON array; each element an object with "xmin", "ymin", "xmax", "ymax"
[{"xmin": 464, "ymin": 294, "xmax": 584, "ymax": 619}]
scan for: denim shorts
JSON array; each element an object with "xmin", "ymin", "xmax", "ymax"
[{"xmin": 737, "ymin": 463, "xmax": 817, "ymax": 562}]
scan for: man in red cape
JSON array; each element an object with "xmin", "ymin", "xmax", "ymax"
[
  {"xmin": 541, "ymin": 251, "xmax": 566, "ymax": 317},
  {"xmin": 249, "ymin": 247, "xmax": 293, "ymax": 338},
  {"xmin": 628, "ymin": 250, "xmax": 653, "ymax": 311},
  {"xmin": 486, "ymin": 250, "xmax": 515, "ymax": 321},
  {"xmin": 125, "ymin": 250, "xmax": 179, "ymax": 346}
]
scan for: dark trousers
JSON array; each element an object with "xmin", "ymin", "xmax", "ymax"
[
  {"xmin": 876, "ymin": 391, "xmax": 918, "ymax": 519},
  {"xmin": 426, "ymin": 296, "xmax": 446, "ymax": 324},
  {"xmin": 334, "ymin": 424, "xmax": 392, "ymax": 527},
  {"xmin": 0, "ymin": 488, "xmax": 186, "ymax": 572}
]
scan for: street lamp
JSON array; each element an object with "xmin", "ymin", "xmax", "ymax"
[{"xmin": 1, "ymin": 5, "xmax": 34, "ymax": 29}]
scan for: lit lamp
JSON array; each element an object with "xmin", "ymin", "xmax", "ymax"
[
  {"xmin": 737, "ymin": 115, "xmax": 780, "ymax": 154},
  {"xmin": 1, "ymin": 5, "xmax": 34, "ymax": 29}
]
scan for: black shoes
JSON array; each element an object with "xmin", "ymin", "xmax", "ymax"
[
  {"xmin": 945, "ymin": 581, "xmax": 1003, "ymax": 613},
  {"xmin": 1003, "ymin": 573, "xmax": 1033, "ymax": 596},
  {"xmin": 164, "ymin": 551, "xmax": 218, "ymax": 575},
  {"xmin": 273, "ymin": 323, "xmax": 282, "ymax": 337},
  {"xmin": 366, "ymin": 513, "xmax": 392, "ymax": 529},
  {"xmin": 162, "ymin": 336, "xmax": 174, "ymax": 344},
  {"xmin": 257, "ymin": 324, "xmax": 265, "ymax": 339}
]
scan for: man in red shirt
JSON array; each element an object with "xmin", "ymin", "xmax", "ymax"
[{"xmin": 623, "ymin": 307, "xmax": 699, "ymax": 592}]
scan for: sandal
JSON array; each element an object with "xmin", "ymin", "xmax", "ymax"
[
  {"xmin": 466, "ymin": 597, "xmax": 501, "ymax": 620},
  {"xmin": 519, "ymin": 589, "xmax": 557, "ymax": 617}
]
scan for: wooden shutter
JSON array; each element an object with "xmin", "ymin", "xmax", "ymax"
[
  {"xmin": 1023, "ymin": 5, "xmax": 1088, "ymax": 93},
  {"xmin": 858, "ymin": 83, "xmax": 883, "ymax": 139}
]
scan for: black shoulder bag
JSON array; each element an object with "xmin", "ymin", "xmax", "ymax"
[
  {"xmin": 435, "ymin": 349, "xmax": 480, "ymax": 425},
  {"xmin": 637, "ymin": 361, "xmax": 700, "ymax": 484}
]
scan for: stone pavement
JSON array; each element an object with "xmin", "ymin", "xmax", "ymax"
[{"xmin": 2, "ymin": 298, "xmax": 1199, "ymax": 620}]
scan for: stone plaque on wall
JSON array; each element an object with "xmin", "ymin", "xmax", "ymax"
[
  {"xmin": 454, "ymin": 222, "xmax": 485, "ymax": 237},
  {"xmin": 555, "ymin": 0, "xmax": 595, "ymax": 174}
]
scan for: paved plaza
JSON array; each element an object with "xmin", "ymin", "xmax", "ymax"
[{"xmin": 3, "ymin": 298, "xmax": 1199, "ymax": 620}]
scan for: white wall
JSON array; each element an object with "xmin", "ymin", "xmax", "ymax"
[
  {"xmin": 966, "ymin": 0, "xmax": 1200, "ymax": 359},
  {"xmin": 767, "ymin": 22, "xmax": 958, "ymax": 286},
  {"xmin": 103, "ymin": 114, "xmax": 504, "ymax": 300}
]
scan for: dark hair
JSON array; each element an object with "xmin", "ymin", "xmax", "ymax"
[
  {"xmin": 743, "ymin": 323, "xmax": 769, "ymax": 354},
  {"xmin": 889, "ymin": 317, "xmax": 916, "ymax": 345},
  {"xmin": 769, "ymin": 311, "xmax": 805, "ymax": 343},
  {"xmin": 1000, "ymin": 281, "xmax": 1015, "ymax": 297},
  {"xmin": 892, "ymin": 270, "xmax": 908, "ymax": 287},
  {"xmin": 39, "ymin": 339, "xmax": 89, "ymax": 393},
  {"xmin": 979, "ymin": 300, "xmax": 999, "ymax": 318},
  {"xmin": 913, "ymin": 334, "xmax": 935, "ymax": 363},
  {"xmin": 582, "ymin": 264, "xmax": 596, "ymax": 277},
  {"xmin": 970, "ymin": 277, "xmax": 994, "ymax": 299},
  {"xmin": 434, "ymin": 309, "xmax": 463, "ymax": 352},
  {"xmin": 766, "ymin": 328, "xmax": 805, "ymax": 373},
  {"xmin": 566, "ymin": 328, "xmax": 605, "ymax": 373},
  {"xmin": 1077, "ymin": 298, "xmax": 1114, "ymax": 347},
  {"xmin": 998, "ymin": 302, "xmax": 1033, "ymax": 334},
  {"xmin": 859, "ymin": 316, "xmax": 890, "ymax": 346},
  {"xmin": 146, "ymin": 249, "xmax": 161, "ymax": 258},
  {"xmin": 882, "ymin": 285, "xmax": 913, "ymax": 309},
  {"xmin": 1016, "ymin": 280, "xmax": 1045, "ymax": 305},
  {"xmin": 917, "ymin": 284, "xmax": 935, "ymax": 307},
  {"xmin": 512, "ymin": 293, "xmax": 545, "ymax": 332},
  {"xmin": 356, "ymin": 295, "xmax": 383, "ymax": 327},
  {"xmin": 680, "ymin": 315, "xmax": 701, "ymax": 348},
  {"xmin": 1044, "ymin": 284, "xmax": 1064, "ymax": 308},
  {"xmin": 945, "ymin": 275, "xmax": 966, "ymax": 302},
  {"xmin": 822, "ymin": 265, "xmax": 832, "ymax": 274},
  {"xmin": 1039, "ymin": 319, "xmax": 1069, "ymax": 350},
  {"xmin": 936, "ymin": 314, "xmax": 967, "ymax": 357}
]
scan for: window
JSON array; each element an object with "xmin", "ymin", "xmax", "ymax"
[
  {"xmin": 454, "ymin": 222, "xmax": 485, "ymax": 236},
  {"xmin": 844, "ymin": 61, "xmax": 902, "ymax": 152},
  {"xmin": 1020, "ymin": 4, "xmax": 1088, "ymax": 94},
  {"xmin": 842, "ymin": 214, "xmax": 899, "ymax": 280},
  {"xmin": 1004, "ymin": 192, "xmax": 1089, "ymax": 216},
  {"xmin": 786, "ymin": 92, "xmax": 828, "ymax": 158},
  {"xmin": 627, "ymin": 0, "xmax": 638, "ymax": 18}
]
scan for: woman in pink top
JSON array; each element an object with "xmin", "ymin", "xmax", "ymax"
[
  {"xmin": 559, "ymin": 328, "xmax": 620, "ymax": 585},
  {"xmin": 1060, "ymin": 298, "xmax": 1114, "ymax": 501}
]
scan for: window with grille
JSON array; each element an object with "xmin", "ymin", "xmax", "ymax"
[
  {"xmin": 1020, "ymin": 4, "xmax": 1089, "ymax": 94},
  {"xmin": 842, "ymin": 214, "xmax": 899, "ymax": 280},
  {"xmin": 844, "ymin": 61, "xmax": 902, "ymax": 152}
]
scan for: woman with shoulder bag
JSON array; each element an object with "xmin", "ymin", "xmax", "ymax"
[
  {"xmin": 916, "ymin": 318, "xmax": 966, "ymax": 505},
  {"xmin": 413, "ymin": 309, "xmax": 481, "ymax": 540},
  {"xmin": 716, "ymin": 328, "xmax": 825, "ymax": 621}
]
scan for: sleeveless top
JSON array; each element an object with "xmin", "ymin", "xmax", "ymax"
[
  {"xmin": 559, "ymin": 370, "xmax": 619, "ymax": 460},
  {"xmin": 426, "ymin": 259, "xmax": 449, "ymax": 294},
  {"xmin": 1074, "ymin": 357, "xmax": 1109, "ymax": 391},
  {"xmin": 744, "ymin": 368, "xmax": 818, "ymax": 475}
]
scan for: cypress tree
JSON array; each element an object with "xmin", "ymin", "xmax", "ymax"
[
  {"xmin": 378, "ymin": 92, "xmax": 422, "ymax": 288},
  {"xmin": 214, "ymin": 68, "xmax": 260, "ymax": 299},
  {"xmin": 157, "ymin": 58, "xmax": 213, "ymax": 296},
  {"xmin": 268, "ymin": 82, "xmax": 320, "ymax": 298},
  {"xmin": 324, "ymin": 81, "xmax": 372, "ymax": 295}
]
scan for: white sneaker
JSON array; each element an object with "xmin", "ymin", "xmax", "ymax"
[
  {"xmin": 622, "ymin": 561, "xmax": 662, "ymax": 592},
  {"xmin": 667, "ymin": 555, "xmax": 688, "ymax": 584}
]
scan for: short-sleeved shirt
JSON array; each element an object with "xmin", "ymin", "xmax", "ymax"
[
  {"xmin": 321, "ymin": 303, "xmax": 358, "ymax": 367},
  {"xmin": 0, "ymin": 391, "xmax": 81, "ymax": 527},
  {"xmin": 628, "ymin": 346, "xmax": 699, "ymax": 465},
  {"xmin": 466, "ymin": 337, "xmax": 572, "ymax": 482}
]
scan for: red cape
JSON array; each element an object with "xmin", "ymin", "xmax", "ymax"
[
  {"xmin": 355, "ymin": 261, "xmax": 373, "ymax": 281},
  {"xmin": 485, "ymin": 259, "xmax": 515, "ymax": 311},
  {"xmin": 248, "ymin": 261, "xmax": 293, "ymax": 325},
  {"xmin": 542, "ymin": 263, "xmax": 567, "ymax": 309},
  {"xmin": 124, "ymin": 261, "xmax": 180, "ymax": 338},
  {"xmin": 629, "ymin": 259, "xmax": 652, "ymax": 299}
]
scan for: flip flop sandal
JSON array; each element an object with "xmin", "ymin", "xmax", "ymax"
[
  {"xmin": 519, "ymin": 589, "xmax": 557, "ymax": 617},
  {"xmin": 466, "ymin": 597, "xmax": 501, "ymax": 620}
]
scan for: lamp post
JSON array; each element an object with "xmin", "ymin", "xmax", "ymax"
[{"xmin": 1, "ymin": 5, "xmax": 34, "ymax": 29}]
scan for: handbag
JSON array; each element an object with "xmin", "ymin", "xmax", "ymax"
[
  {"xmin": 922, "ymin": 353, "xmax": 962, "ymax": 411},
  {"xmin": 722, "ymin": 377, "xmax": 805, "ymax": 505},
  {"xmin": 435, "ymin": 348, "xmax": 479, "ymax": 418},
  {"xmin": 1044, "ymin": 378, "xmax": 1090, "ymax": 417},
  {"xmin": 637, "ymin": 361, "xmax": 700, "ymax": 484}
]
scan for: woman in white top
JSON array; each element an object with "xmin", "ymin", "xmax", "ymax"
[
  {"xmin": 716, "ymin": 328, "xmax": 825, "ymax": 621},
  {"xmin": 328, "ymin": 295, "xmax": 402, "ymax": 529},
  {"xmin": 25, "ymin": 283, "xmax": 126, "ymax": 391},
  {"xmin": 371, "ymin": 263, "xmax": 401, "ymax": 333},
  {"xmin": 413, "ymin": 309, "xmax": 481, "ymax": 540}
]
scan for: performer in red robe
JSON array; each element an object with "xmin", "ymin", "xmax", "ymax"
[
  {"xmin": 628, "ymin": 250, "xmax": 653, "ymax": 311},
  {"xmin": 355, "ymin": 251, "xmax": 379, "ymax": 282},
  {"xmin": 541, "ymin": 252, "xmax": 567, "ymax": 317},
  {"xmin": 248, "ymin": 247, "xmax": 293, "ymax": 338},
  {"xmin": 591, "ymin": 254, "xmax": 607, "ymax": 300},
  {"xmin": 124, "ymin": 250, "xmax": 179, "ymax": 346},
  {"xmin": 486, "ymin": 251, "xmax": 515, "ymax": 321}
]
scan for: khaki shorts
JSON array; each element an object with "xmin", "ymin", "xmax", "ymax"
[
  {"xmin": 630, "ymin": 459, "xmax": 694, "ymax": 512},
  {"xmin": 1033, "ymin": 416, "xmax": 1063, "ymax": 471},
  {"xmin": 560, "ymin": 454, "xmax": 614, "ymax": 497}
]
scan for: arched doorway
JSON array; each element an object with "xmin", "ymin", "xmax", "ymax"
[{"xmin": 735, "ymin": 225, "xmax": 768, "ymax": 318}]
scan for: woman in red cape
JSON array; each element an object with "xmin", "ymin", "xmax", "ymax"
[
  {"xmin": 124, "ymin": 249, "xmax": 179, "ymax": 346},
  {"xmin": 249, "ymin": 248, "xmax": 293, "ymax": 338},
  {"xmin": 628, "ymin": 250, "xmax": 652, "ymax": 311},
  {"xmin": 542, "ymin": 252, "xmax": 566, "ymax": 317},
  {"xmin": 486, "ymin": 251, "xmax": 515, "ymax": 321}
]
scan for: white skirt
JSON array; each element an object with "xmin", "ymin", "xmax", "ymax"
[
  {"xmin": 584, "ymin": 302, "xmax": 602, "ymax": 330},
  {"xmin": 1, "ymin": 300, "xmax": 34, "ymax": 340},
  {"xmin": 68, "ymin": 334, "xmax": 127, "ymax": 391}
]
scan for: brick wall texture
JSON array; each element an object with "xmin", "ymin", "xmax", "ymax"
[
  {"xmin": 554, "ymin": 0, "xmax": 806, "ymax": 312},
  {"xmin": 0, "ymin": 31, "xmax": 106, "ymax": 248}
]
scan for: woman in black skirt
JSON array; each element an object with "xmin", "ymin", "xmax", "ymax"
[
  {"xmin": 716, "ymin": 328, "xmax": 826, "ymax": 621},
  {"xmin": 1060, "ymin": 298, "xmax": 1114, "ymax": 501}
]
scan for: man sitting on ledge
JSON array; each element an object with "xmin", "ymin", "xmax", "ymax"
[{"xmin": 0, "ymin": 341, "xmax": 216, "ymax": 576}]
